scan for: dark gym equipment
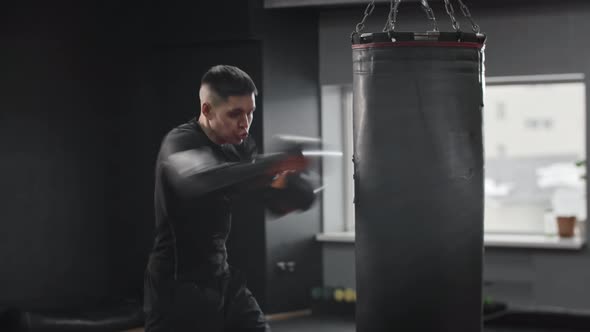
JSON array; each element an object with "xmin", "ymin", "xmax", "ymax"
[{"xmin": 351, "ymin": 1, "xmax": 486, "ymax": 331}]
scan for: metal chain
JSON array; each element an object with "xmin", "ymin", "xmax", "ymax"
[
  {"xmin": 419, "ymin": 0, "xmax": 439, "ymax": 32},
  {"xmin": 383, "ymin": 0, "xmax": 402, "ymax": 32},
  {"xmin": 355, "ymin": 0, "xmax": 477, "ymax": 36},
  {"xmin": 353, "ymin": 0, "xmax": 377, "ymax": 36},
  {"xmin": 443, "ymin": 0, "xmax": 460, "ymax": 31},
  {"xmin": 457, "ymin": 0, "xmax": 481, "ymax": 33}
]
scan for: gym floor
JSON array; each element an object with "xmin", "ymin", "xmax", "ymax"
[
  {"xmin": 123, "ymin": 315, "xmax": 586, "ymax": 331},
  {"xmin": 268, "ymin": 315, "xmax": 586, "ymax": 332}
]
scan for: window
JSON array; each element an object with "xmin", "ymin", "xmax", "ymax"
[
  {"xmin": 484, "ymin": 75, "xmax": 586, "ymax": 235},
  {"xmin": 525, "ymin": 118, "xmax": 539, "ymax": 129},
  {"xmin": 525, "ymin": 118, "xmax": 554, "ymax": 130},
  {"xmin": 320, "ymin": 85, "xmax": 354, "ymax": 232},
  {"xmin": 321, "ymin": 75, "xmax": 587, "ymax": 237},
  {"xmin": 496, "ymin": 102, "xmax": 506, "ymax": 120}
]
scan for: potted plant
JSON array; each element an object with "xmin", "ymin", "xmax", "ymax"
[
  {"xmin": 538, "ymin": 159, "xmax": 586, "ymax": 238},
  {"xmin": 556, "ymin": 215, "xmax": 576, "ymax": 238},
  {"xmin": 555, "ymin": 160, "xmax": 586, "ymax": 237}
]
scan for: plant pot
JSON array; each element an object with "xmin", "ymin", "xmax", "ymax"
[{"xmin": 557, "ymin": 216, "xmax": 576, "ymax": 238}]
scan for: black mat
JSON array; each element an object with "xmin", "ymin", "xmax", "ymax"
[{"xmin": 269, "ymin": 315, "xmax": 589, "ymax": 332}]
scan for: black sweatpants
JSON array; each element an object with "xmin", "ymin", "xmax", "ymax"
[{"xmin": 144, "ymin": 267, "xmax": 270, "ymax": 332}]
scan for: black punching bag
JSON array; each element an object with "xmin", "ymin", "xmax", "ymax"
[{"xmin": 352, "ymin": 31, "xmax": 486, "ymax": 332}]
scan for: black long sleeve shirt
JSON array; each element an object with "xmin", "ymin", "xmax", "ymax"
[{"xmin": 147, "ymin": 119, "xmax": 279, "ymax": 281}]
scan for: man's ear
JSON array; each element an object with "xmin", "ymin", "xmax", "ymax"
[{"xmin": 201, "ymin": 102, "xmax": 212, "ymax": 119}]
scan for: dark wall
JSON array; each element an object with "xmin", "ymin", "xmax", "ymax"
[
  {"xmin": 1, "ymin": 0, "xmax": 322, "ymax": 314},
  {"xmin": 256, "ymin": 7, "xmax": 323, "ymax": 313},
  {"xmin": 0, "ymin": 0, "xmax": 260, "ymax": 308},
  {"xmin": 0, "ymin": 2, "xmax": 120, "ymax": 308},
  {"xmin": 318, "ymin": 0, "xmax": 590, "ymax": 309}
]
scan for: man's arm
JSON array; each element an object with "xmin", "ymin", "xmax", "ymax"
[
  {"xmin": 161, "ymin": 132, "xmax": 306, "ymax": 199},
  {"xmin": 264, "ymin": 172, "xmax": 317, "ymax": 216}
]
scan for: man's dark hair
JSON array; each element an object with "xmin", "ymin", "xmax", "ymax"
[{"xmin": 201, "ymin": 65, "xmax": 258, "ymax": 102}]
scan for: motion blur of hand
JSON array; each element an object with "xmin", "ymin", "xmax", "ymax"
[
  {"xmin": 268, "ymin": 153, "xmax": 310, "ymax": 176},
  {"xmin": 270, "ymin": 171, "xmax": 294, "ymax": 189},
  {"xmin": 265, "ymin": 134, "xmax": 319, "ymax": 177},
  {"xmin": 265, "ymin": 170, "xmax": 317, "ymax": 216}
]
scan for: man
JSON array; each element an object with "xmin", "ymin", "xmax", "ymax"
[{"xmin": 144, "ymin": 65, "xmax": 315, "ymax": 331}]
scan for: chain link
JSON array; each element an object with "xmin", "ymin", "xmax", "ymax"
[
  {"xmin": 384, "ymin": 0, "xmax": 439, "ymax": 33},
  {"xmin": 353, "ymin": 0, "xmax": 377, "ymax": 36},
  {"xmin": 443, "ymin": 0, "xmax": 460, "ymax": 31},
  {"xmin": 383, "ymin": 0, "xmax": 401, "ymax": 32},
  {"xmin": 354, "ymin": 0, "xmax": 479, "ymax": 37},
  {"xmin": 457, "ymin": 0, "xmax": 481, "ymax": 33},
  {"xmin": 419, "ymin": 0, "xmax": 438, "ymax": 32}
]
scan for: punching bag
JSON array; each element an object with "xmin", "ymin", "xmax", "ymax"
[{"xmin": 351, "ymin": 4, "xmax": 487, "ymax": 331}]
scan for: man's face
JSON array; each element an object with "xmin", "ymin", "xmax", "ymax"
[{"xmin": 208, "ymin": 93, "xmax": 256, "ymax": 145}]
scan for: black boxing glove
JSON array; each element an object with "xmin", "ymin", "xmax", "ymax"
[{"xmin": 265, "ymin": 172, "xmax": 316, "ymax": 216}]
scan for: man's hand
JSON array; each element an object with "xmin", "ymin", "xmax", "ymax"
[
  {"xmin": 265, "ymin": 170, "xmax": 317, "ymax": 216},
  {"xmin": 270, "ymin": 171, "xmax": 293, "ymax": 189},
  {"xmin": 268, "ymin": 154, "xmax": 310, "ymax": 176}
]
